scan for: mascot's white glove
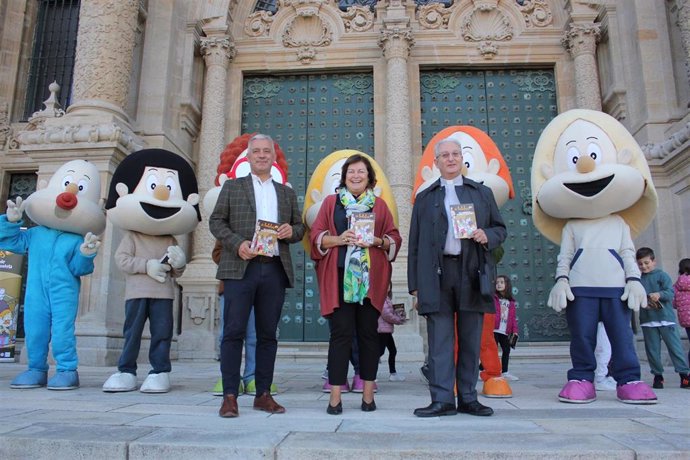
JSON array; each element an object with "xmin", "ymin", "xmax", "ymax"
[
  {"xmin": 5, "ymin": 197, "xmax": 25, "ymax": 223},
  {"xmin": 621, "ymin": 279, "xmax": 647, "ymax": 311},
  {"xmin": 166, "ymin": 245, "xmax": 186, "ymax": 269},
  {"xmin": 79, "ymin": 232, "xmax": 101, "ymax": 256},
  {"xmin": 146, "ymin": 259, "xmax": 170, "ymax": 283},
  {"xmin": 547, "ymin": 278, "xmax": 574, "ymax": 313}
]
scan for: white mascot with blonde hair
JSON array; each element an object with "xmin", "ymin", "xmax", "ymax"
[{"xmin": 532, "ymin": 109, "xmax": 658, "ymax": 404}]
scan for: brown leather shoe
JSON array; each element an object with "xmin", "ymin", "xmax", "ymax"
[
  {"xmin": 219, "ymin": 394, "xmax": 239, "ymax": 418},
  {"xmin": 253, "ymin": 391, "xmax": 286, "ymax": 414}
]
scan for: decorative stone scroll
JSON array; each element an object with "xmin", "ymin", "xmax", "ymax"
[
  {"xmin": 244, "ymin": 10, "xmax": 274, "ymax": 37},
  {"xmin": 0, "ymin": 102, "xmax": 10, "ymax": 148},
  {"xmin": 418, "ymin": 2, "xmax": 453, "ymax": 30},
  {"xmin": 17, "ymin": 122, "xmax": 141, "ymax": 151},
  {"xmin": 516, "ymin": 0, "xmax": 553, "ymax": 28},
  {"xmin": 642, "ymin": 120, "xmax": 690, "ymax": 160},
  {"xmin": 339, "ymin": 5, "xmax": 375, "ymax": 32}
]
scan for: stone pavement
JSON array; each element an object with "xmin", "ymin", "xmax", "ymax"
[{"xmin": 1, "ymin": 355, "xmax": 689, "ymax": 459}]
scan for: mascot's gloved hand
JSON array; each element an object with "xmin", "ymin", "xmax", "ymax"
[
  {"xmin": 146, "ymin": 259, "xmax": 171, "ymax": 283},
  {"xmin": 547, "ymin": 278, "xmax": 574, "ymax": 312},
  {"xmin": 6, "ymin": 197, "xmax": 25, "ymax": 223},
  {"xmin": 166, "ymin": 245, "xmax": 186, "ymax": 269},
  {"xmin": 621, "ymin": 279, "xmax": 647, "ymax": 311},
  {"xmin": 80, "ymin": 232, "xmax": 101, "ymax": 256}
]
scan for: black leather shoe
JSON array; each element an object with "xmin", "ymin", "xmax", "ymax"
[
  {"xmin": 458, "ymin": 400, "xmax": 494, "ymax": 416},
  {"xmin": 326, "ymin": 401, "xmax": 342, "ymax": 415},
  {"xmin": 413, "ymin": 402, "xmax": 457, "ymax": 417},
  {"xmin": 361, "ymin": 399, "xmax": 376, "ymax": 412}
]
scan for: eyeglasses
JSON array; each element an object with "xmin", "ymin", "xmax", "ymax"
[{"xmin": 436, "ymin": 151, "xmax": 462, "ymax": 161}]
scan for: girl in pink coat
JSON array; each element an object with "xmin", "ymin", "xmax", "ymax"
[{"xmin": 672, "ymin": 258, "xmax": 690, "ymax": 364}]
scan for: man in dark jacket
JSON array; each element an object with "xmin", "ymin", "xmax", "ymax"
[
  {"xmin": 408, "ymin": 137, "xmax": 506, "ymax": 417},
  {"xmin": 210, "ymin": 134, "xmax": 304, "ymax": 418}
]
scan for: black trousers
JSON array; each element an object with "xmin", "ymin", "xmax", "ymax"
[
  {"xmin": 327, "ymin": 269, "xmax": 380, "ymax": 385},
  {"xmin": 494, "ymin": 332, "xmax": 512, "ymax": 373},
  {"xmin": 220, "ymin": 258, "xmax": 288, "ymax": 397},
  {"xmin": 378, "ymin": 333, "xmax": 397, "ymax": 374}
]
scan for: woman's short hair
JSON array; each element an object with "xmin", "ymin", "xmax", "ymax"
[{"xmin": 338, "ymin": 154, "xmax": 377, "ymax": 190}]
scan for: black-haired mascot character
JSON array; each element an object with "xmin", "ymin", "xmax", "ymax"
[{"xmin": 102, "ymin": 149, "xmax": 200, "ymax": 393}]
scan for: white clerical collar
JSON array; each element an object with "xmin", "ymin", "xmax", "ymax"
[{"xmin": 441, "ymin": 176, "xmax": 463, "ymax": 188}]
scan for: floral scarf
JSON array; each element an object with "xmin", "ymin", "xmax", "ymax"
[{"xmin": 339, "ymin": 187, "xmax": 375, "ymax": 304}]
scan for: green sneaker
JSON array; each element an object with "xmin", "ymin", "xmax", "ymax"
[
  {"xmin": 270, "ymin": 383, "xmax": 278, "ymax": 395},
  {"xmin": 211, "ymin": 378, "xmax": 223, "ymax": 396},
  {"xmin": 245, "ymin": 379, "xmax": 256, "ymax": 395},
  {"xmin": 239, "ymin": 380, "xmax": 245, "ymax": 394}
]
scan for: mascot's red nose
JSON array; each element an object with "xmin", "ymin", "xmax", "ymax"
[{"xmin": 56, "ymin": 192, "xmax": 78, "ymax": 210}]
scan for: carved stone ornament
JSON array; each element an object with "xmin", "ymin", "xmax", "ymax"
[
  {"xmin": 281, "ymin": 2, "xmax": 333, "ymax": 64},
  {"xmin": 478, "ymin": 40, "xmax": 499, "ymax": 59},
  {"xmin": 0, "ymin": 102, "xmax": 9, "ymax": 148},
  {"xmin": 339, "ymin": 5, "xmax": 375, "ymax": 33},
  {"xmin": 28, "ymin": 81, "xmax": 65, "ymax": 129},
  {"xmin": 418, "ymin": 2, "xmax": 453, "ymax": 30},
  {"xmin": 462, "ymin": 6, "xmax": 514, "ymax": 42},
  {"xmin": 471, "ymin": 0, "xmax": 500, "ymax": 11},
  {"xmin": 185, "ymin": 294, "xmax": 211, "ymax": 326},
  {"xmin": 17, "ymin": 122, "xmax": 142, "ymax": 152},
  {"xmin": 642, "ymin": 120, "xmax": 690, "ymax": 159},
  {"xmin": 244, "ymin": 10, "xmax": 274, "ymax": 37},
  {"xmin": 378, "ymin": 27, "xmax": 415, "ymax": 60},
  {"xmin": 562, "ymin": 23, "xmax": 600, "ymax": 57},
  {"xmin": 517, "ymin": 0, "xmax": 553, "ymax": 28},
  {"xmin": 200, "ymin": 36, "xmax": 237, "ymax": 66}
]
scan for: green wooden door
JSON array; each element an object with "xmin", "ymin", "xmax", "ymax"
[
  {"xmin": 241, "ymin": 73, "xmax": 375, "ymax": 341},
  {"xmin": 420, "ymin": 69, "xmax": 568, "ymax": 342}
]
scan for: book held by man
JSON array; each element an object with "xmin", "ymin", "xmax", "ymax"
[
  {"xmin": 350, "ymin": 212, "xmax": 375, "ymax": 245},
  {"xmin": 451, "ymin": 203, "xmax": 477, "ymax": 239},
  {"xmin": 250, "ymin": 220, "xmax": 280, "ymax": 256}
]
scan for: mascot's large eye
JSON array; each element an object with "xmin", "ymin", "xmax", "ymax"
[
  {"xmin": 77, "ymin": 179, "xmax": 89, "ymax": 193},
  {"xmin": 587, "ymin": 142, "xmax": 602, "ymax": 164},
  {"xmin": 463, "ymin": 152, "xmax": 475, "ymax": 171},
  {"xmin": 566, "ymin": 146, "xmax": 580, "ymax": 171},
  {"xmin": 164, "ymin": 177, "xmax": 177, "ymax": 194},
  {"xmin": 62, "ymin": 175, "xmax": 74, "ymax": 189},
  {"xmin": 146, "ymin": 174, "xmax": 158, "ymax": 192}
]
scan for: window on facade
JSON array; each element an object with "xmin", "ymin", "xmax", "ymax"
[
  {"xmin": 254, "ymin": 0, "xmax": 278, "ymax": 14},
  {"xmin": 22, "ymin": 0, "xmax": 80, "ymax": 121}
]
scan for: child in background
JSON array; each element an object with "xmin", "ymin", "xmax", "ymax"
[
  {"xmin": 636, "ymin": 247, "xmax": 690, "ymax": 389},
  {"xmin": 378, "ymin": 284, "xmax": 406, "ymax": 381},
  {"xmin": 672, "ymin": 258, "xmax": 690, "ymax": 365},
  {"xmin": 493, "ymin": 275, "xmax": 519, "ymax": 381}
]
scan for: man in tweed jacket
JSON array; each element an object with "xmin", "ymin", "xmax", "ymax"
[{"xmin": 209, "ymin": 134, "xmax": 304, "ymax": 417}]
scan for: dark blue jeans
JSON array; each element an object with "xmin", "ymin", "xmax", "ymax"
[
  {"xmin": 117, "ymin": 298, "xmax": 173, "ymax": 375},
  {"xmin": 221, "ymin": 258, "xmax": 288, "ymax": 397}
]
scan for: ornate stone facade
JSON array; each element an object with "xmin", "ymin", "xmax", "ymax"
[{"xmin": 0, "ymin": 0, "xmax": 688, "ymax": 362}]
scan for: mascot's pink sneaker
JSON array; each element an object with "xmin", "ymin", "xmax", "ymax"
[
  {"xmin": 558, "ymin": 380, "xmax": 596, "ymax": 403},
  {"xmin": 616, "ymin": 381, "xmax": 658, "ymax": 404}
]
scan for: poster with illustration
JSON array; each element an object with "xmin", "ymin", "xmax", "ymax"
[{"xmin": 0, "ymin": 250, "xmax": 24, "ymax": 361}]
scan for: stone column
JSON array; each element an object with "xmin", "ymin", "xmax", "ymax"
[
  {"xmin": 14, "ymin": 0, "xmax": 143, "ymax": 366},
  {"xmin": 378, "ymin": 22, "xmax": 423, "ymax": 362},
  {"xmin": 675, "ymin": 0, "xmax": 690, "ymax": 102},
  {"xmin": 562, "ymin": 23, "xmax": 602, "ymax": 110},
  {"xmin": 175, "ymin": 34, "xmax": 235, "ymax": 359}
]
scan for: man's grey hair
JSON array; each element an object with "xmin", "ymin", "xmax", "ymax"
[
  {"xmin": 248, "ymin": 133, "xmax": 275, "ymax": 154},
  {"xmin": 434, "ymin": 137, "xmax": 462, "ymax": 158}
]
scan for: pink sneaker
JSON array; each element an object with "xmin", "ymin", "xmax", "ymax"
[
  {"xmin": 558, "ymin": 380, "xmax": 596, "ymax": 403},
  {"xmin": 616, "ymin": 381, "xmax": 658, "ymax": 404},
  {"xmin": 351, "ymin": 374, "xmax": 364, "ymax": 393},
  {"xmin": 322, "ymin": 380, "xmax": 350, "ymax": 393}
]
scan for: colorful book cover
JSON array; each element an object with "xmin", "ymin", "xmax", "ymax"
[
  {"xmin": 350, "ymin": 212, "xmax": 375, "ymax": 245},
  {"xmin": 250, "ymin": 220, "xmax": 280, "ymax": 256},
  {"xmin": 451, "ymin": 203, "xmax": 477, "ymax": 239}
]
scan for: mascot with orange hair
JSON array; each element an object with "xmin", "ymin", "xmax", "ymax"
[{"xmin": 414, "ymin": 126, "xmax": 515, "ymax": 398}]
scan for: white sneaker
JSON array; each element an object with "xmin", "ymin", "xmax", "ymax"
[
  {"xmin": 102, "ymin": 372, "xmax": 137, "ymax": 392},
  {"xmin": 389, "ymin": 373, "xmax": 406, "ymax": 382},
  {"xmin": 595, "ymin": 376, "xmax": 617, "ymax": 391},
  {"xmin": 140, "ymin": 372, "xmax": 171, "ymax": 393},
  {"xmin": 502, "ymin": 372, "xmax": 519, "ymax": 381}
]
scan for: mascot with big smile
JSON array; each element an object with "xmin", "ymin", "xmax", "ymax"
[
  {"xmin": 0, "ymin": 160, "xmax": 105, "ymax": 390},
  {"xmin": 532, "ymin": 109, "xmax": 658, "ymax": 404},
  {"xmin": 102, "ymin": 149, "xmax": 200, "ymax": 394}
]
